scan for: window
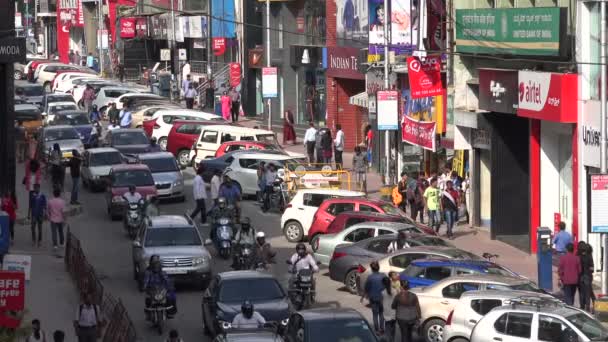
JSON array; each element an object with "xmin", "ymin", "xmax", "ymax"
[
  {"xmin": 162, "ymin": 115, "xmax": 176, "ymax": 124},
  {"xmin": 140, "ymin": 157, "xmax": 179, "ymax": 173},
  {"xmin": 105, "ymin": 90, "xmax": 130, "ymax": 98},
  {"xmin": 366, "ymin": 240, "xmax": 392, "ymax": 253},
  {"xmin": 378, "ymin": 229, "xmax": 394, "ymax": 235},
  {"xmin": 538, "ymin": 315, "xmax": 572, "ymax": 342},
  {"xmin": 470, "ymin": 299, "xmax": 502, "ymax": 315},
  {"xmin": 219, "ymin": 278, "xmax": 284, "ymax": 302},
  {"xmin": 226, "ymin": 144, "xmax": 244, "ymax": 153},
  {"xmin": 144, "ymin": 227, "xmax": 202, "ymax": 247},
  {"xmin": 344, "ymin": 228, "xmax": 374, "ymax": 242},
  {"xmin": 494, "ymin": 313, "xmax": 532, "ymax": 338},
  {"xmin": 359, "ymin": 204, "xmax": 379, "ymax": 213},
  {"xmin": 455, "ymin": 268, "xmax": 476, "ymax": 275},
  {"xmin": 221, "ymin": 133, "xmax": 234, "ymax": 143},
  {"xmin": 239, "ymin": 158, "xmax": 258, "ymax": 169},
  {"xmin": 494, "ymin": 313, "xmax": 508, "ymax": 334},
  {"xmin": 241, "ymin": 135, "xmax": 255, "ymax": 141},
  {"xmin": 424, "ymin": 267, "xmax": 452, "ymax": 281},
  {"xmin": 176, "ymin": 124, "xmax": 200, "ymax": 135},
  {"xmin": 303, "ymin": 193, "xmax": 330, "ymax": 207},
  {"xmin": 391, "ymin": 254, "xmax": 414, "ymax": 269},
  {"xmin": 441, "ymin": 282, "xmax": 480, "ymax": 299},
  {"xmin": 327, "ymin": 203, "xmax": 355, "ymax": 216},
  {"xmin": 201, "ymin": 130, "xmax": 218, "ymax": 143},
  {"xmin": 345, "ymin": 218, "xmax": 366, "ymax": 228}
]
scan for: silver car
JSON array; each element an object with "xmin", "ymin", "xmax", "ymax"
[
  {"xmin": 38, "ymin": 125, "xmax": 85, "ymax": 164},
  {"xmin": 137, "ymin": 152, "xmax": 185, "ymax": 202},
  {"xmin": 132, "ymin": 215, "xmax": 212, "ymax": 290},
  {"xmin": 81, "ymin": 148, "xmax": 124, "ymax": 191}
]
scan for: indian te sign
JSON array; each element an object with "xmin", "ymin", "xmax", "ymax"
[{"xmin": 517, "ymin": 71, "xmax": 577, "ymax": 123}]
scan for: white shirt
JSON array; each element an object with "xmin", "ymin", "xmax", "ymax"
[
  {"xmin": 265, "ymin": 170, "xmax": 277, "ymax": 186},
  {"xmin": 304, "ymin": 127, "xmax": 317, "ymax": 143},
  {"xmin": 123, "ymin": 192, "xmax": 142, "ymax": 204},
  {"xmin": 26, "ymin": 331, "xmax": 46, "ymax": 342},
  {"xmin": 193, "ymin": 175, "xmax": 207, "ymax": 200},
  {"xmin": 387, "ymin": 240, "xmax": 410, "ymax": 254},
  {"xmin": 289, "ymin": 253, "xmax": 319, "ymax": 272},
  {"xmin": 76, "ymin": 304, "xmax": 100, "ymax": 327},
  {"xmin": 107, "ymin": 124, "xmax": 120, "ymax": 131},
  {"xmin": 231, "ymin": 311, "xmax": 266, "ymax": 329},
  {"xmin": 210, "ymin": 175, "xmax": 221, "ymax": 199},
  {"xmin": 334, "ymin": 129, "xmax": 345, "ymax": 151}
]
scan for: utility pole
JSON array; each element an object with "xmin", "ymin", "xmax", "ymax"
[
  {"xmin": 97, "ymin": 0, "xmax": 104, "ymax": 75},
  {"xmin": 383, "ymin": 0, "xmax": 389, "ymax": 184},
  {"xmin": 600, "ymin": 0, "xmax": 607, "ymax": 296},
  {"xmin": 266, "ymin": 0, "xmax": 272, "ymax": 130}
]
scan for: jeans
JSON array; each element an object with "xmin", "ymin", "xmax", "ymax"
[
  {"xmin": 385, "ymin": 320, "xmax": 396, "ymax": 342},
  {"xmin": 31, "ymin": 216, "xmax": 43, "ymax": 242},
  {"xmin": 334, "ymin": 149, "xmax": 343, "ymax": 168},
  {"xmin": 580, "ymin": 275, "xmax": 594, "ymax": 310},
  {"xmin": 185, "ymin": 98, "xmax": 194, "ymax": 109},
  {"xmin": 190, "ymin": 199, "xmax": 207, "ymax": 223},
  {"xmin": 397, "ymin": 320, "xmax": 415, "ymax": 342},
  {"xmin": 410, "ymin": 202, "xmax": 424, "ymax": 223},
  {"xmin": 306, "ymin": 142, "xmax": 315, "ymax": 164},
  {"xmin": 444, "ymin": 209, "xmax": 457, "ymax": 237},
  {"xmin": 77, "ymin": 326, "xmax": 97, "ymax": 342},
  {"xmin": 71, "ymin": 176, "xmax": 80, "ymax": 203},
  {"xmin": 369, "ymin": 299, "xmax": 385, "ymax": 332},
  {"xmin": 428, "ymin": 210, "xmax": 440, "ymax": 231},
  {"xmin": 563, "ymin": 284, "xmax": 577, "ymax": 306},
  {"xmin": 51, "ymin": 165, "xmax": 64, "ymax": 191},
  {"xmin": 262, "ymin": 185, "xmax": 273, "ymax": 211},
  {"xmin": 231, "ymin": 102, "xmax": 239, "ymax": 122},
  {"xmin": 50, "ymin": 222, "xmax": 65, "ymax": 246}
]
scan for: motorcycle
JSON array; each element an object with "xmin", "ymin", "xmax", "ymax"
[
  {"xmin": 124, "ymin": 199, "xmax": 144, "ymax": 239},
  {"xmin": 268, "ymin": 177, "xmax": 287, "ymax": 212},
  {"xmin": 145, "ymin": 286, "xmax": 172, "ymax": 335},
  {"xmin": 215, "ymin": 217, "xmax": 234, "ymax": 259},
  {"xmin": 233, "ymin": 243, "xmax": 254, "ymax": 270},
  {"xmin": 286, "ymin": 260, "xmax": 316, "ymax": 310}
]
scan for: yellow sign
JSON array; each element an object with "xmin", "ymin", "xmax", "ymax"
[{"xmin": 452, "ymin": 150, "xmax": 465, "ymax": 177}]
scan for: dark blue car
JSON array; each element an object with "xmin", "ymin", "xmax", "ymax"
[
  {"xmin": 50, "ymin": 110, "xmax": 92, "ymax": 145},
  {"xmin": 401, "ymin": 259, "xmax": 519, "ymax": 288}
]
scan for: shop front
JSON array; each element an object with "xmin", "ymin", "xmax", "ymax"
[{"xmin": 292, "ymin": 46, "xmax": 326, "ymax": 126}]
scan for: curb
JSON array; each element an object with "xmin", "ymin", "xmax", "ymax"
[{"xmin": 15, "ymin": 204, "xmax": 83, "ymax": 225}]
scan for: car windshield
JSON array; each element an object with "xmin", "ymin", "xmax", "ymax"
[
  {"xmin": 141, "ymin": 157, "xmax": 179, "ymax": 173},
  {"xmin": 144, "ymin": 227, "xmax": 201, "ymax": 247},
  {"xmin": 256, "ymin": 134, "xmax": 278, "ymax": 144},
  {"xmin": 307, "ymin": 319, "xmax": 376, "ymax": 342},
  {"xmin": 484, "ymin": 265, "xmax": 515, "ymax": 277},
  {"xmin": 565, "ymin": 312, "xmax": 608, "ymax": 340},
  {"xmin": 18, "ymin": 86, "xmax": 43, "ymax": 96},
  {"xmin": 113, "ymin": 170, "xmax": 154, "ymax": 187},
  {"xmin": 381, "ymin": 204, "xmax": 405, "ymax": 216},
  {"xmin": 90, "ymin": 152, "xmax": 122, "ymax": 166},
  {"xmin": 48, "ymin": 95, "xmax": 74, "ymax": 103},
  {"xmin": 44, "ymin": 128, "xmax": 79, "ymax": 141},
  {"xmin": 49, "ymin": 104, "xmax": 77, "ymax": 113},
  {"xmin": 218, "ymin": 279, "xmax": 284, "ymax": 303},
  {"xmin": 53, "ymin": 114, "xmax": 90, "ymax": 125},
  {"xmin": 112, "ymin": 132, "xmax": 149, "ymax": 145},
  {"xmin": 487, "ymin": 282, "xmax": 539, "ymax": 292}
]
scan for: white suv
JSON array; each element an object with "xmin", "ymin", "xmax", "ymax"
[
  {"xmin": 149, "ymin": 109, "xmax": 226, "ymax": 150},
  {"xmin": 469, "ymin": 297, "xmax": 607, "ymax": 342},
  {"xmin": 281, "ymin": 189, "xmax": 365, "ymax": 242}
]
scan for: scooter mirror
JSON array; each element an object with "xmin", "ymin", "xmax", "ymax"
[{"xmin": 204, "ymin": 239, "xmax": 213, "ymax": 245}]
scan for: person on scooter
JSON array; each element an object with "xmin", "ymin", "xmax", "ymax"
[
  {"xmin": 262, "ymin": 163, "xmax": 278, "ymax": 212},
  {"xmin": 148, "ymin": 136, "xmax": 162, "ymax": 152},
  {"xmin": 88, "ymin": 120, "xmax": 102, "ymax": 148},
  {"xmin": 233, "ymin": 217, "xmax": 256, "ymax": 268},
  {"xmin": 288, "ymin": 243, "xmax": 319, "ymax": 290},
  {"xmin": 218, "ymin": 175, "xmax": 242, "ymax": 222},
  {"xmin": 123, "ymin": 184, "xmax": 142, "ymax": 204},
  {"xmin": 254, "ymin": 231, "xmax": 276, "ymax": 269},
  {"xmin": 143, "ymin": 255, "xmax": 177, "ymax": 318},
  {"xmin": 231, "ymin": 300, "xmax": 266, "ymax": 329},
  {"xmin": 209, "ymin": 197, "xmax": 235, "ymax": 242},
  {"xmin": 144, "ymin": 196, "xmax": 160, "ymax": 217}
]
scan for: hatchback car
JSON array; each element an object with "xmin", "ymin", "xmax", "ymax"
[
  {"xmin": 92, "ymin": 86, "xmax": 138, "ymax": 115},
  {"xmin": 166, "ymin": 120, "xmax": 220, "ymax": 167},
  {"xmin": 215, "ymin": 140, "xmax": 291, "ymax": 158},
  {"xmin": 103, "ymin": 128, "xmax": 153, "ymax": 155},
  {"xmin": 43, "ymin": 101, "xmax": 78, "ymax": 124},
  {"xmin": 202, "ymin": 271, "xmax": 291, "ymax": 337},
  {"xmin": 105, "ymin": 164, "xmax": 157, "ymax": 220},
  {"xmin": 15, "ymin": 103, "xmax": 43, "ymax": 125},
  {"xmin": 38, "ymin": 125, "xmax": 84, "ymax": 164},
  {"xmin": 49, "ymin": 110, "xmax": 92, "ymax": 144},
  {"xmin": 132, "ymin": 104, "xmax": 182, "ymax": 128},
  {"xmin": 283, "ymin": 308, "xmax": 378, "ymax": 342},
  {"xmin": 81, "ymin": 147, "xmax": 124, "ymax": 191},
  {"xmin": 15, "ymin": 80, "xmax": 44, "ymax": 106},
  {"xmin": 115, "ymin": 92, "xmax": 164, "ymax": 109},
  {"xmin": 146, "ymin": 109, "xmax": 226, "ymax": 150},
  {"xmin": 132, "ymin": 215, "xmax": 212, "ymax": 290},
  {"xmin": 137, "ymin": 152, "xmax": 185, "ymax": 202}
]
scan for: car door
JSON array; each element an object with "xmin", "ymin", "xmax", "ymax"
[
  {"xmin": 226, "ymin": 157, "xmax": 254, "ymax": 193},
  {"xmin": 468, "ymin": 298, "xmax": 503, "ymax": 330},
  {"xmin": 491, "ymin": 312, "xmax": 534, "ymax": 342},
  {"xmin": 195, "ymin": 129, "xmax": 219, "ymax": 159},
  {"xmin": 439, "ymin": 282, "xmax": 482, "ymax": 316},
  {"xmin": 300, "ymin": 193, "xmax": 333, "ymax": 231}
]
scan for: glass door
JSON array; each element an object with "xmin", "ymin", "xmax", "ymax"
[{"xmin": 558, "ymin": 133, "xmax": 573, "ymax": 235}]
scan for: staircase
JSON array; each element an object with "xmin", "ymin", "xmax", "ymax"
[{"xmin": 195, "ymin": 63, "xmax": 231, "ymax": 95}]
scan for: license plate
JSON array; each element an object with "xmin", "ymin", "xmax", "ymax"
[
  {"xmin": 164, "ymin": 268, "xmax": 187, "ymax": 275},
  {"xmin": 62, "ymin": 152, "xmax": 72, "ymax": 158},
  {"xmin": 595, "ymin": 300, "xmax": 608, "ymax": 313}
]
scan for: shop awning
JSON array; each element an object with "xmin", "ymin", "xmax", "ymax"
[{"xmin": 349, "ymin": 92, "xmax": 368, "ymax": 108}]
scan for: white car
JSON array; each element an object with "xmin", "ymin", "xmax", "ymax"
[
  {"xmin": 92, "ymin": 87, "xmax": 139, "ymax": 115},
  {"xmin": 115, "ymin": 92, "xmax": 164, "ymax": 109},
  {"xmin": 149, "ymin": 109, "xmax": 227, "ymax": 150},
  {"xmin": 72, "ymin": 80, "xmax": 117, "ymax": 104},
  {"xmin": 43, "ymin": 101, "xmax": 79, "ymax": 124},
  {"xmin": 52, "ymin": 72, "xmax": 98, "ymax": 92},
  {"xmin": 36, "ymin": 63, "xmax": 82, "ymax": 91},
  {"xmin": 469, "ymin": 297, "xmax": 607, "ymax": 342},
  {"xmin": 132, "ymin": 104, "xmax": 182, "ymax": 128},
  {"xmin": 81, "ymin": 147, "xmax": 124, "ymax": 191},
  {"xmin": 443, "ymin": 290, "xmax": 555, "ymax": 342},
  {"xmin": 281, "ymin": 189, "xmax": 365, "ymax": 242}
]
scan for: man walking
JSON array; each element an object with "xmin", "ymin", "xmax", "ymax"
[
  {"xmin": 553, "ymin": 221, "xmax": 573, "ymax": 254},
  {"xmin": 229, "ymin": 87, "xmax": 241, "ymax": 122},
  {"xmin": 29, "ymin": 183, "xmax": 46, "ymax": 247},
  {"xmin": 558, "ymin": 243, "xmax": 581, "ymax": 305},
  {"xmin": 440, "ymin": 180, "xmax": 459, "ymax": 239},
  {"xmin": 82, "ymin": 85, "xmax": 95, "ymax": 113},
  {"xmin": 334, "ymin": 124, "xmax": 344, "ymax": 168},
  {"xmin": 184, "ymin": 83, "xmax": 198, "ymax": 109},
  {"xmin": 119, "ymin": 102, "xmax": 133, "ymax": 128},
  {"xmin": 303, "ymin": 122, "xmax": 317, "ymax": 164},
  {"xmin": 69, "ymin": 150, "xmax": 82, "ymax": 205},
  {"xmin": 397, "ymin": 172, "xmax": 409, "ymax": 213},
  {"xmin": 190, "ymin": 166, "xmax": 207, "ymax": 224},
  {"xmin": 47, "ymin": 188, "xmax": 66, "ymax": 250},
  {"xmin": 363, "ymin": 261, "xmax": 386, "ymax": 335},
  {"xmin": 423, "ymin": 177, "xmax": 441, "ymax": 232},
  {"xmin": 181, "ymin": 74, "xmax": 191, "ymax": 99},
  {"xmin": 74, "ymin": 293, "xmax": 103, "ymax": 342},
  {"xmin": 107, "ymin": 102, "xmax": 119, "ymax": 123}
]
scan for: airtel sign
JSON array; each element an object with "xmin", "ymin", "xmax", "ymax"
[{"xmin": 517, "ymin": 71, "xmax": 577, "ymax": 123}]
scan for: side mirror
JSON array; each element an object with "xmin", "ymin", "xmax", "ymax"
[
  {"xmin": 132, "ymin": 240, "xmax": 141, "ymax": 248},
  {"xmin": 204, "ymin": 239, "xmax": 213, "ymax": 245}
]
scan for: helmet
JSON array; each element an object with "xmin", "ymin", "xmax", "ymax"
[
  {"xmin": 92, "ymin": 104, "xmax": 98, "ymax": 110},
  {"xmin": 128, "ymin": 184, "xmax": 136, "ymax": 192},
  {"xmin": 218, "ymin": 197, "xmax": 227, "ymax": 208},
  {"xmin": 241, "ymin": 300, "xmax": 254, "ymax": 319},
  {"xmin": 241, "ymin": 217, "xmax": 251, "ymax": 230},
  {"xmin": 149, "ymin": 255, "xmax": 161, "ymax": 272},
  {"xmin": 150, "ymin": 136, "xmax": 157, "ymax": 144},
  {"xmin": 256, "ymin": 231, "xmax": 265, "ymax": 239},
  {"xmin": 296, "ymin": 243, "xmax": 307, "ymax": 257}
]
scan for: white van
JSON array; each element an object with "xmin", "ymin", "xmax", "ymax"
[{"xmin": 189, "ymin": 125, "xmax": 279, "ymax": 166}]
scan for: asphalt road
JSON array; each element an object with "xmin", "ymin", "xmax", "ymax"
[{"xmin": 67, "ymin": 167, "xmax": 383, "ymax": 341}]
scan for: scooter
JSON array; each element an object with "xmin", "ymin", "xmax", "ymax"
[
  {"xmin": 286, "ymin": 260, "xmax": 317, "ymax": 310},
  {"xmin": 214, "ymin": 216, "xmax": 234, "ymax": 259},
  {"xmin": 124, "ymin": 199, "xmax": 144, "ymax": 239},
  {"xmin": 267, "ymin": 177, "xmax": 287, "ymax": 213},
  {"xmin": 144, "ymin": 286, "xmax": 173, "ymax": 335}
]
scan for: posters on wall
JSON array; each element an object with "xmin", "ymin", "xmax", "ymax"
[
  {"xmin": 368, "ymin": 0, "xmax": 419, "ymax": 62},
  {"xmin": 336, "ymin": 0, "xmax": 368, "ymax": 43}
]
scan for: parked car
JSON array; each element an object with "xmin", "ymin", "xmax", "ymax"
[
  {"xmin": 443, "ymin": 290, "xmax": 556, "ymax": 342},
  {"xmin": 132, "ymin": 215, "xmax": 211, "ymax": 289},
  {"xmin": 115, "ymin": 92, "xmax": 163, "ymax": 109},
  {"xmin": 52, "ymin": 71, "xmax": 98, "ymax": 92},
  {"xmin": 49, "ymin": 110, "xmax": 92, "ymax": 145},
  {"xmin": 15, "ymin": 80, "xmax": 44, "ymax": 106},
  {"xmin": 42, "ymin": 101, "xmax": 78, "ymax": 124},
  {"xmin": 41, "ymin": 92, "xmax": 76, "ymax": 113},
  {"xmin": 166, "ymin": 120, "xmax": 222, "ymax": 168},
  {"xmin": 402, "ymin": 259, "xmax": 518, "ymax": 289},
  {"xmin": 92, "ymin": 86, "xmax": 139, "ymax": 115},
  {"xmin": 105, "ymin": 163, "xmax": 157, "ymax": 220},
  {"xmin": 55, "ymin": 75, "xmax": 99, "ymax": 93},
  {"xmin": 469, "ymin": 297, "xmax": 607, "ymax": 342},
  {"xmin": 14, "ymin": 62, "xmax": 26, "ymax": 80},
  {"xmin": 283, "ymin": 308, "xmax": 378, "ymax": 342},
  {"xmin": 308, "ymin": 198, "xmax": 436, "ymax": 241},
  {"xmin": 37, "ymin": 125, "xmax": 84, "ymax": 164},
  {"xmin": 36, "ymin": 63, "xmax": 84, "ymax": 91},
  {"xmin": 202, "ymin": 271, "xmax": 291, "ymax": 337},
  {"xmin": 412, "ymin": 275, "xmax": 544, "ymax": 342},
  {"xmin": 215, "ymin": 140, "xmax": 293, "ymax": 158},
  {"xmin": 137, "ymin": 152, "xmax": 185, "ymax": 201},
  {"xmin": 281, "ymin": 189, "xmax": 366, "ymax": 243},
  {"xmin": 103, "ymin": 128, "xmax": 154, "ymax": 155},
  {"xmin": 81, "ymin": 147, "xmax": 125, "ymax": 191},
  {"xmin": 14, "ymin": 104, "xmax": 43, "ymax": 132},
  {"xmin": 146, "ymin": 109, "xmax": 226, "ymax": 150},
  {"xmin": 132, "ymin": 104, "xmax": 181, "ymax": 128}
]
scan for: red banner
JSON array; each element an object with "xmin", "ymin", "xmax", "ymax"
[
  {"xmin": 120, "ymin": 18, "xmax": 136, "ymax": 38},
  {"xmin": 407, "ymin": 55, "xmax": 443, "ymax": 99},
  {"xmin": 212, "ymin": 38, "xmax": 226, "ymax": 56},
  {"xmin": 57, "ymin": 8, "xmax": 72, "ymax": 64},
  {"xmin": 136, "ymin": 17, "xmax": 148, "ymax": 38},
  {"xmin": 402, "ymin": 115, "xmax": 437, "ymax": 151},
  {"xmin": 229, "ymin": 63, "xmax": 241, "ymax": 87},
  {"xmin": 75, "ymin": 0, "xmax": 84, "ymax": 27}
]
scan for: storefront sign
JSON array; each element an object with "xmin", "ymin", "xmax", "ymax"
[
  {"xmin": 324, "ymin": 47, "xmax": 364, "ymax": 80},
  {"xmin": 455, "ymin": 7, "xmax": 566, "ymax": 56},
  {"xmin": 591, "ymin": 174, "xmax": 608, "ymax": 233},
  {"xmin": 402, "ymin": 116, "xmax": 437, "ymax": 151},
  {"xmin": 248, "ymin": 48, "xmax": 264, "ymax": 68},
  {"xmin": 377, "ymin": 90, "xmax": 399, "ymax": 130},
  {"xmin": 212, "ymin": 38, "xmax": 226, "ymax": 56},
  {"xmin": 517, "ymin": 71, "xmax": 577, "ymax": 123},
  {"xmin": 291, "ymin": 46, "xmax": 321, "ymax": 67},
  {"xmin": 478, "ymin": 68, "xmax": 518, "ymax": 114},
  {"xmin": 472, "ymin": 128, "xmax": 491, "ymax": 150},
  {"xmin": 120, "ymin": 18, "xmax": 136, "ymax": 38},
  {"xmin": 75, "ymin": 0, "xmax": 84, "ymax": 27},
  {"xmin": 136, "ymin": 17, "xmax": 148, "ymax": 38},
  {"xmin": 262, "ymin": 67, "xmax": 278, "ymax": 98},
  {"xmin": 2, "ymin": 255, "xmax": 31, "ymax": 281},
  {"xmin": 0, "ymin": 38, "xmax": 26, "ymax": 63},
  {"xmin": 229, "ymin": 63, "xmax": 241, "ymax": 87},
  {"xmin": 407, "ymin": 55, "xmax": 443, "ymax": 99},
  {"xmin": 581, "ymin": 101, "xmax": 601, "ymax": 168}
]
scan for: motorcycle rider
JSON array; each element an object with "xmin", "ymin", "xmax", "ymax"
[
  {"xmin": 288, "ymin": 243, "xmax": 319, "ymax": 290},
  {"xmin": 149, "ymin": 136, "xmax": 162, "ymax": 152},
  {"xmin": 209, "ymin": 197, "xmax": 235, "ymax": 242},
  {"xmin": 144, "ymin": 196, "xmax": 160, "ymax": 217},
  {"xmin": 262, "ymin": 163, "xmax": 278, "ymax": 212},
  {"xmin": 231, "ymin": 300, "xmax": 266, "ymax": 329},
  {"xmin": 218, "ymin": 175, "xmax": 242, "ymax": 222},
  {"xmin": 233, "ymin": 217, "xmax": 256, "ymax": 269},
  {"xmin": 143, "ymin": 255, "xmax": 177, "ymax": 319},
  {"xmin": 254, "ymin": 231, "xmax": 276, "ymax": 269},
  {"xmin": 387, "ymin": 231, "xmax": 411, "ymax": 253},
  {"xmin": 123, "ymin": 184, "xmax": 143, "ymax": 204},
  {"xmin": 88, "ymin": 120, "xmax": 102, "ymax": 148}
]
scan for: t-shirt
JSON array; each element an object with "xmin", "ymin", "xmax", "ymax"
[
  {"xmin": 70, "ymin": 157, "xmax": 81, "ymax": 178},
  {"xmin": 423, "ymin": 187, "xmax": 440, "ymax": 211},
  {"xmin": 47, "ymin": 197, "xmax": 66, "ymax": 223},
  {"xmin": 231, "ymin": 311, "xmax": 266, "ymax": 329}
]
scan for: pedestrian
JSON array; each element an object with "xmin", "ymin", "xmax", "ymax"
[
  {"xmin": 82, "ymin": 85, "xmax": 95, "ymax": 113},
  {"xmin": 86, "ymin": 52, "xmax": 94, "ymax": 68},
  {"xmin": 47, "ymin": 188, "xmax": 66, "ymax": 250},
  {"xmin": 229, "ymin": 86, "xmax": 241, "ymax": 122},
  {"xmin": 558, "ymin": 242, "xmax": 581, "ymax": 306},
  {"xmin": 462, "ymin": 172, "xmax": 471, "ymax": 226},
  {"xmin": 26, "ymin": 319, "xmax": 47, "ymax": 342},
  {"xmin": 364, "ymin": 124, "xmax": 373, "ymax": 167},
  {"xmin": 410, "ymin": 176, "xmax": 425, "ymax": 224},
  {"xmin": 256, "ymin": 161, "xmax": 266, "ymax": 202},
  {"xmin": 30, "ymin": 183, "xmax": 46, "ymax": 247},
  {"xmin": 283, "ymin": 110, "xmax": 296, "ymax": 145},
  {"xmin": 334, "ymin": 124, "xmax": 344, "ymax": 167},
  {"xmin": 321, "ymin": 129, "xmax": 333, "ymax": 164},
  {"xmin": 49, "ymin": 143, "xmax": 64, "ymax": 191},
  {"xmin": 28, "ymin": 131, "xmax": 38, "ymax": 160},
  {"xmin": 382, "ymin": 273, "xmax": 399, "ymax": 342},
  {"xmin": 181, "ymin": 62, "xmax": 191, "ymax": 91},
  {"xmin": 423, "ymin": 177, "xmax": 441, "ymax": 232},
  {"xmin": 553, "ymin": 221, "xmax": 573, "ymax": 254},
  {"xmin": 450, "ymin": 171, "xmax": 462, "ymax": 190},
  {"xmin": 315, "ymin": 128, "xmax": 324, "ymax": 164},
  {"xmin": 397, "ymin": 172, "xmax": 409, "ymax": 213},
  {"xmin": 391, "ymin": 277, "xmax": 421, "ymax": 342},
  {"xmin": 15, "ymin": 120, "xmax": 27, "ymax": 163},
  {"xmin": 578, "ymin": 241, "xmax": 595, "ymax": 312},
  {"xmin": 69, "ymin": 150, "xmax": 82, "ymax": 205},
  {"xmin": 184, "ymin": 83, "xmax": 198, "ymax": 109},
  {"xmin": 166, "ymin": 329, "xmax": 184, "ymax": 342},
  {"xmin": 190, "ymin": 166, "xmax": 207, "ymax": 224},
  {"xmin": 74, "ymin": 51, "xmax": 81, "ymax": 65},
  {"xmin": 352, "ymin": 146, "xmax": 367, "ymax": 193},
  {"xmin": 74, "ymin": 293, "xmax": 104, "ymax": 342},
  {"xmin": 68, "ymin": 50, "xmax": 75, "ymax": 65},
  {"xmin": 221, "ymin": 91, "xmax": 231, "ymax": 121},
  {"xmin": 52, "ymin": 330, "xmax": 65, "ymax": 342},
  {"xmin": 119, "ymin": 102, "xmax": 133, "ymax": 128},
  {"xmin": 107, "ymin": 102, "xmax": 119, "ymax": 123},
  {"xmin": 181, "ymin": 74, "xmax": 191, "ymax": 99},
  {"xmin": 440, "ymin": 180, "xmax": 459, "ymax": 239},
  {"xmin": 303, "ymin": 121, "xmax": 317, "ymax": 164},
  {"xmin": 24, "ymin": 158, "xmax": 41, "ymax": 218},
  {"xmin": 1, "ymin": 191, "xmax": 17, "ymax": 244},
  {"xmin": 363, "ymin": 261, "xmax": 386, "ymax": 335}
]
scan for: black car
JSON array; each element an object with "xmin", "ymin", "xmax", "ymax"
[
  {"xmin": 104, "ymin": 128, "xmax": 153, "ymax": 154},
  {"xmin": 283, "ymin": 308, "xmax": 378, "ymax": 342},
  {"xmin": 202, "ymin": 271, "xmax": 291, "ymax": 337},
  {"xmin": 41, "ymin": 93, "xmax": 75, "ymax": 112},
  {"xmin": 14, "ymin": 104, "xmax": 43, "ymax": 122}
]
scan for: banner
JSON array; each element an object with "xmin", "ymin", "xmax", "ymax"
[
  {"xmin": 402, "ymin": 115, "xmax": 436, "ymax": 151},
  {"xmin": 120, "ymin": 18, "xmax": 136, "ymax": 38},
  {"xmin": 136, "ymin": 17, "xmax": 148, "ymax": 38},
  {"xmin": 75, "ymin": 0, "xmax": 84, "ymax": 27},
  {"xmin": 336, "ymin": 0, "xmax": 368, "ymax": 43},
  {"xmin": 57, "ymin": 8, "xmax": 72, "ymax": 64},
  {"xmin": 407, "ymin": 55, "xmax": 443, "ymax": 99},
  {"xmin": 212, "ymin": 38, "xmax": 226, "ymax": 56},
  {"xmin": 403, "ymin": 90, "xmax": 445, "ymax": 134},
  {"xmin": 262, "ymin": 67, "xmax": 278, "ymax": 98},
  {"xmin": 452, "ymin": 150, "xmax": 465, "ymax": 177},
  {"xmin": 229, "ymin": 63, "xmax": 241, "ymax": 87},
  {"xmin": 368, "ymin": 0, "xmax": 418, "ymax": 62}
]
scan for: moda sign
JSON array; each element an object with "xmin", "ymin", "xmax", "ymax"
[{"xmin": 517, "ymin": 71, "xmax": 577, "ymax": 123}]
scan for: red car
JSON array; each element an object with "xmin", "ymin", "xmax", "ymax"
[
  {"xmin": 214, "ymin": 140, "xmax": 286, "ymax": 158},
  {"xmin": 166, "ymin": 120, "xmax": 225, "ymax": 168},
  {"xmin": 105, "ymin": 164, "xmax": 157, "ymax": 220}
]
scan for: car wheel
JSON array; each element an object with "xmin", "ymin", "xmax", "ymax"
[
  {"xmin": 14, "ymin": 70, "xmax": 23, "ymax": 80},
  {"xmin": 177, "ymin": 150, "xmax": 191, "ymax": 168},
  {"xmin": 284, "ymin": 221, "xmax": 303, "ymax": 242},
  {"xmin": 450, "ymin": 338, "xmax": 469, "ymax": 342},
  {"xmin": 424, "ymin": 319, "xmax": 445, "ymax": 342},
  {"xmin": 310, "ymin": 235, "xmax": 321, "ymax": 252},
  {"xmin": 344, "ymin": 269, "xmax": 359, "ymax": 294},
  {"xmin": 158, "ymin": 137, "xmax": 168, "ymax": 151},
  {"xmin": 43, "ymin": 82, "xmax": 51, "ymax": 93}
]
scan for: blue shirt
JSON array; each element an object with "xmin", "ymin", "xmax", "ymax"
[
  {"xmin": 119, "ymin": 110, "xmax": 132, "ymax": 127},
  {"xmin": 553, "ymin": 230, "xmax": 573, "ymax": 253},
  {"xmin": 30, "ymin": 193, "xmax": 47, "ymax": 218},
  {"xmin": 364, "ymin": 272, "xmax": 386, "ymax": 301},
  {"xmin": 86, "ymin": 55, "xmax": 94, "ymax": 67},
  {"xmin": 219, "ymin": 183, "xmax": 241, "ymax": 204}
]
